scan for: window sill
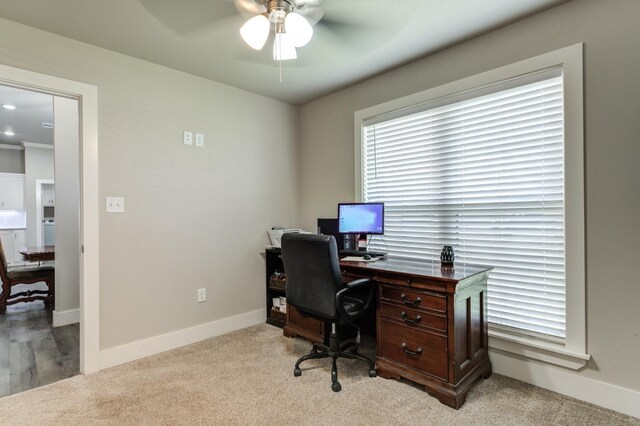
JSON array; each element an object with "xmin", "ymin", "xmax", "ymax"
[{"xmin": 488, "ymin": 329, "xmax": 590, "ymax": 370}]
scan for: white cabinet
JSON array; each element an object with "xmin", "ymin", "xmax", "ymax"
[
  {"xmin": 0, "ymin": 230, "xmax": 13, "ymax": 264},
  {"xmin": 42, "ymin": 183, "xmax": 55, "ymax": 207},
  {"xmin": 0, "ymin": 173, "xmax": 26, "ymax": 210},
  {"xmin": 0, "ymin": 229, "xmax": 27, "ymax": 266},
  {"xmin": 13, "ymin": 230, "xmax": 25, "ymax": 264}
]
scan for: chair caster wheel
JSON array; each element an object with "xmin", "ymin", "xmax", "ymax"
[
  {"xmin": 294, "ymin": 368, "xmax": 302, "ymax": 377},
  {"xmin": 331, "ymin": 382, "xmax": 342, "ymax": 392},
  {"xmin": 369, "ymin": 369, "xmax": 377, "ymax": 378}
]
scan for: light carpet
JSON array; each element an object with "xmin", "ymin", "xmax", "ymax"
[{"xmin": 0, "ymin": 324, "xmax": 637, "ymax": 425}]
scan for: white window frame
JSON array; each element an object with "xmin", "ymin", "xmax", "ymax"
[{"xmin": 354, "ymin": 44, "xmax": 588, "ymax": 369}]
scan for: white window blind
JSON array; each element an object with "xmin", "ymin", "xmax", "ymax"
[{"xmin": 363, "ymin": 70, "xmax": 566, "ymax": 339}]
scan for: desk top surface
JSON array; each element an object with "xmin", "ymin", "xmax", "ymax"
[{"xmin": 339, "ymin": 257, "xmax": 492, "ymax": 283}]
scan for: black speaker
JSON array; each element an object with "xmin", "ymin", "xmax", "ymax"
[{"xmin": 317, "ymin": 218, "xmax": 344, "ymax": 251}]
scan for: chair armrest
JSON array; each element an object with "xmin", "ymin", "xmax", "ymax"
[
  {"xmin": 345, "ymin": 278, "xmax": 374, "ymax": 290},
  {"xmin": 336, "ymin": 278, "xmax": 375, "ymax": 322}
]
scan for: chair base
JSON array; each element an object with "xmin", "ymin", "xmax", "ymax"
[
  {"xmin": 293, "ymin": 325, "xmax": 376, "ymax": 392},
  {"xmin": 0, "ymin": 277, "xmax": 55, "ymax": 315}
]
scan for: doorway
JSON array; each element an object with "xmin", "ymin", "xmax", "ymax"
[
  {"xmin": 0, "ymin": 63, "xmax": 99, "ymax": 384},
  {"xmin": 0, "ymin": 85, "xmax": 81, "ymax": 396}
]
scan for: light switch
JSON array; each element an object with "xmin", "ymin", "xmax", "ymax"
[
  {"xmin": 106, "ymin": 197, "xmax": 125, "ymax": 213},
  {"xmin": 183, "ymin": 131, "xmax": 193, "ymax": 146},
  {"xmin": 195, "ymin": 133, "xmax": 204, "ymax": 147}
]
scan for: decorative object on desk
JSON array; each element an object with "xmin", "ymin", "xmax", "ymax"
[
  {"xmin": 440, "ymin": 245, "xmax": 454, "ymax": 266},
  {"xmin": 269, "ymin": 272, "xmax": 287, "ymax": 290}
]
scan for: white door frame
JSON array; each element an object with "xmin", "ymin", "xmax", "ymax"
[
  {"xmin": 35, "ymin": 178, "xmax": 55, "ymax": 247},
  {"xmin": 0, "ymin": 63, "xmax": 100, "ymax": 374}
]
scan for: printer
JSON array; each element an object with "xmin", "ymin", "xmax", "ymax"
[{"xmin": 268, "ymin": 228, "xmax": 311, "ymax": 248}]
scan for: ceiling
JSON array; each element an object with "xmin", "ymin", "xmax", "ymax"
[
  {"xmin": 0, "ymin": 85, "xmax": 53, "ymax": 146},
  {"xmin": 0, "ymin": 0, "xmax": 566, "ymax": 105}
]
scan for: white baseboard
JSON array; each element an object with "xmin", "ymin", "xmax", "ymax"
[
  {"xmin": 53, "ymin": 308, "xmax": 80, "ymax": 327},
  {"xmin": 99, "ymin": 308, "xmax": 267, "ymax": 370},
  {"xmin": 490, "ymin": 349, "xmax": 640, "ymax": 419}
]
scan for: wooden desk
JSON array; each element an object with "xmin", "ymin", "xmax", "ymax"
[
  {"xmin": 19, "ymin": 246, "xmax": 55, "ymax": 262},
  {"xmin": 284, "ymin": 257, "xmax": 493, "ymax": 409}
]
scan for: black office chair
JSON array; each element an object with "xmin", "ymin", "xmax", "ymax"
[{"xmin": 281, "ymin": 233, "xmax": 376, "ymax": 392}]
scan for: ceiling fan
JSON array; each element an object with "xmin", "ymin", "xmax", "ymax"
[
  {"xmin": 235, "ymin": 0, "xmax": 323, "ymax": 62},
  {"xmin": 138, "ymin": 0, "xmax": 386, "ymax": 77}
]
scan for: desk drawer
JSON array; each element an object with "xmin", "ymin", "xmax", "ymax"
[
  {"xmin": 341, "ymin": 269, "xmax": 373, "ymax": 281},
  {"xmin": 378, "ymin": 272, "xmax": 439, "ymax": 288},
  {"xmin": 380, "ymin": 303, "xmax": 447, "ymax": 333},
  {"xmin": 380, "ymin": 285, "xmax": 446, "ymax": 313},
  {"xmin": 380, "ymin": 320, "xmax": 448, "ymax": 381}
]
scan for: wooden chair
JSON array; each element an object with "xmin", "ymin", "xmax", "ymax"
[{"xmin": 0, "ymin": 238, "xmax": 55, "ymax": 314}]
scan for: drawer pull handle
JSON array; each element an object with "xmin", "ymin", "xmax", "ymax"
[
  {"xmin": 401, "ymin": 342, "xmax": 423, "ymax": 356},
  {"xmin": 401, "ymin": 311, "xmax": 422, "ymax": 324},
  {"xmin": 400, "ymin": 293, "xmax": 422, "ymax": 306}
]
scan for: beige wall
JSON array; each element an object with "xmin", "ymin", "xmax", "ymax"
[
  {"xmin": 0, "ymin": 18, "xmax": 299, "ymax": 349},
  {"xmin": 298, "ymin": 0, "xmax": 640, "ymax": 392},
  {"xmin": 0, "ymin": 149, "xmax": 24, "ymax": 173},
  {"xmin": 23, "ymin": 145, "xmax": 54, "ymax": 246}
]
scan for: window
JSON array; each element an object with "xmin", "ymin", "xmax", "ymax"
[{"xmin": 355, "ymin": 45, "xmax": 587, "ymax": 367}]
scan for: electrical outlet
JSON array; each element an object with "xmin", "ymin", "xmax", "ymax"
[
  {"xmin": 183, "ymin": 131, "xmax": 193, "ymax": 146},
  {"xmin": 195, "ymin": 133, "xmax": 204, "ymax": 147},
  {"xmin": 106, "ymin": 197, "xmax": 125, "ymax": 213},
  {"xmin": 197, "ymin": 288, "xmax": 206, "ymax": 303}
]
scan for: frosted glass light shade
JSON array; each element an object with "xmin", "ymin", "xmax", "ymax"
[
  {"xmin": 273, "ymin": 33, "xmax": 297, "ymax": 61},
  {"xmin": 240, "ymin": 15, "xmax": 270, "ymax": 50},
  {"xmin": 285, "ymin": 12, "xmax": 313, "ymax": 47}
]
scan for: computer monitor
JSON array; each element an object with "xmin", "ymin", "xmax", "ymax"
[{"xmin": 338, "ymin": 202, "xmax": 384, "ymax": 235}]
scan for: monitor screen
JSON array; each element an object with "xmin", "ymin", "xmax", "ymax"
[{"xmin": 338, "ymin": 203, "xmax": 384, "ymax": 234}]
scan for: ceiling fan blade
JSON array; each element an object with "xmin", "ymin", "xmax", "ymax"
[
  {"xmin": 139, "ymin": 0, "xmax": 237, "ymax": 37},
  {"xmin": 298, "ymin": 8, "xmax": 323, "ymax": 25},
  {"xmin": 293, "ymin": 0, "xmax": 323, "ymax": 25},
  {"xmin": 234, "ymin": 0, "xmax": 267, "ymax": 18},
  {"xmin": 294, "ymin": 0, "xmax": 321, "ymax": 6},
  {"xmin": 315, "ymin": 15, "xmax": 392, "ymax": 52}
]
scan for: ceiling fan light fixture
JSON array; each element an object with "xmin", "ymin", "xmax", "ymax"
[
  {"xmin": 285, "ymin": 12, "xmax": 313, "ymax": 48},
  {"xmin": 240, "ymin": 14, "xmax": 270, "ymax": 50},
  {"xmin": 273, "ymin": 32, "xmax": 297, "ymax": 61}
]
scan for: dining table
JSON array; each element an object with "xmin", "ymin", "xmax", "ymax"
[{"xmin": 18, "ymin": 246, "xmax": 55, "ymax": 262}]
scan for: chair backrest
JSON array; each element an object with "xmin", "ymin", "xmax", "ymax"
[
  {"xmin": 281, "ymin": 233, "xmax": 344, "ymax": 320},
  {"xmin": 0, "ymin": 237, "xmax": 9, "ymax": 283}
]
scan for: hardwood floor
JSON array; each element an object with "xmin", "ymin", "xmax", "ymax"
[{"xmin": 0, "ymin": 302, "xmax": 79, "ymax": 397}]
